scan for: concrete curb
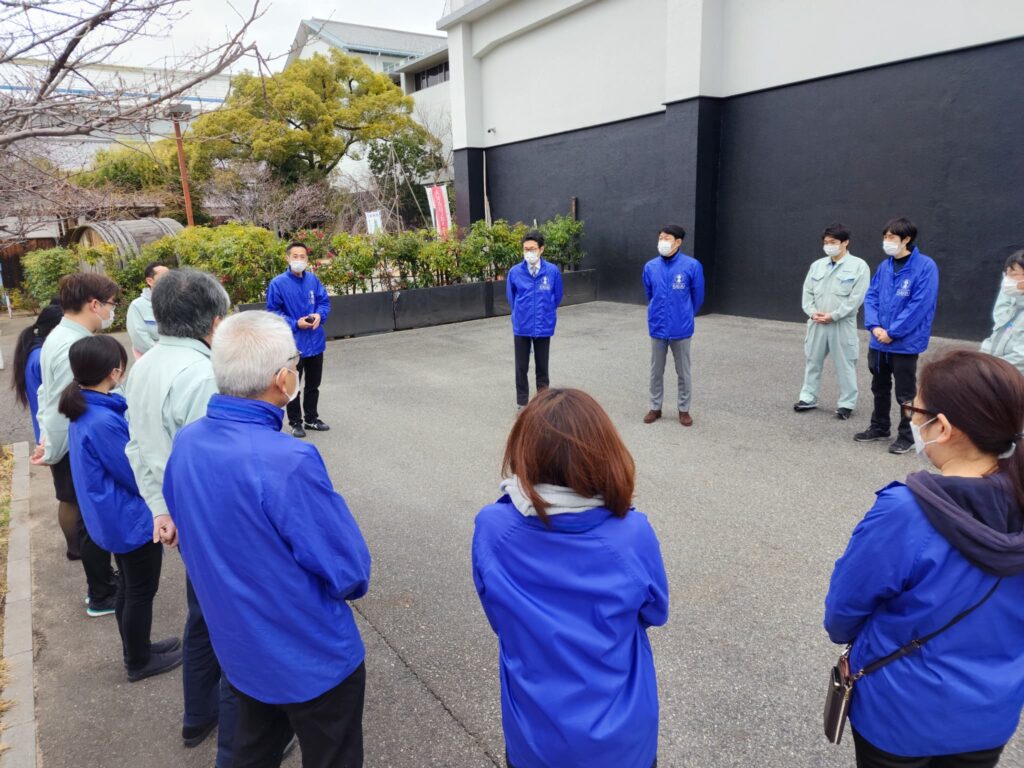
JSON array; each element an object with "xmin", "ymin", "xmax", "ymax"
[{"xmin": 2, "ymin": 441, "xmax": 36, "ymax": 768}]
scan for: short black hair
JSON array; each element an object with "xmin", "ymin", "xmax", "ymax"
[
  {"xmin": 286, "ymin": 242, "xmax": 309, "ymax": 255},
  {"xmin": 883, "ymin": 217, "xmax": 917, "ymax": 246},
  {"xmin": 144, "ymin": 261, "xmax": 166, "ymax": 279},
  {"xmin": 58, "ymin": 273, "xmax": 120, "ymax": 312},
  {"xmin": 152, "ymin": 268, "xmax": 230, "ymax": 340},
  {"xmin": 660, "ymin": 224, "xmax": 686, "ymax": 241},
  {"xmin": 1005, "ymin": 249, "xmax": 1024, "ymax": 272},
  {"xmin": 821, "ymin": 223, "xmax": 850, "ymax": 243},
  {"xmin": 522, "ymin": 230, "xmax": 544, "ymax": 248}
]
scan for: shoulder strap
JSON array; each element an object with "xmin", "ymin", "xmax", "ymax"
[{"xmin": 854, "ymin": 578, "xmax": 1002, "ymax": 680}]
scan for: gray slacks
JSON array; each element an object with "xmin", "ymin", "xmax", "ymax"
[{"xmin": 650, "ymin": 337, "xmax": 692, "ymax": 411}]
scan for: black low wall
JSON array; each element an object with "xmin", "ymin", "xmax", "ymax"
[{"xmin": 239, "ymin": 269, "xmax": 597, "ymax": 339}]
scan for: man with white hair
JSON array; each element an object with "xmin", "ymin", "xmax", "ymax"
[
  {"xmin": 123, "ymin": 268, "xmax": 238, "ymax": 764},
  {"xmin": 164, "ymin": 310, "xmax": 371, "ymax": 768}
]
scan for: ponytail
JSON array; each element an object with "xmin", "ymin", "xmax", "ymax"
[
  {"xmin": 58, "ymin": 380, "xmax": 88, "ymax": 421},
  {"xmin": 59, "ymin": 335, "xmax": 128, "ymax": 423}
]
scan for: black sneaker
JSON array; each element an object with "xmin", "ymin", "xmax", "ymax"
[
  {"xmin": 793, "ymin": 400, "xmax": 817, "ymax": 412},
  {"xmin": 182, "ymin": 719, "xmax": 218, "ymax": 748},
  {"xmin": 150, "ymin": 637, "xmax": 181, "ymax": 655},
  {"xmin": 889, "ymin": 437, "xmax": 914, "ymax": 455},
  {"xmin": 127, "ymin": 648, "xmax": 183, "ymax": 682},
  {"xmin": 86, "ymin": 596, "xmax": 116, "ymax": 618},
  {"xmin": 291, "ymin": 423, "xmax": 306, "ymax": 438},
  {"xmin": 835, "ymin": 408, "xmax": 853, "ymax": 420},
  {"xmin": 854, "ymin": 427, "xmax": 891, "ymax": 442},
  {"xmin": 304, "ymin": 419, "xmax": 330, "ymax": 432}
]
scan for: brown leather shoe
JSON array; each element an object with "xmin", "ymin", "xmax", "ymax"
[
  {"xmin": 679, "ymin": 411, "xmax": 693, "ymax": 426},
  {"xmin": 643, "ymin": 409, "xmax": 662, "ymax": 424}
]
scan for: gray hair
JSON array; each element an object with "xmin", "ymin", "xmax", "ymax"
[
  {"xmin": 152, "ymin": 268, "xmax": 230, "ymax": 340},
  {"xmin": 211, "ymin": 311, "xmax": 297, "ymax": 398}
]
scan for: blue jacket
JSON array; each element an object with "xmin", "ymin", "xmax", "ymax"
[
  {"xmin": 863, "ymin": 247, "xmax": 939, "ymax": 354},
  {"xmin": 164, "ymin": 395, "xmax": 371, "ymax": 704},
  {"xmin": 67, "ymin": 390, "xmax": 153, "ymax": 554},
  {"xmin": 506, "ymin": 260, "xmax": 563, "ymax": 338},
  {"xmin": 825, "ymin": 482, "xmax": 1024, "ymax": 755},
  {"xmin": 26, "ymin": 345, "xmax": 42, "ymax": 443},
  {"xmin": 266, "ymin": 270, "xmax": 331, "ymax": 358},
  {"xmin": 642, "ymin": 252, "xmax": 705, "ymax": 340},
  {"xmin": 472, "ymin": 500, "xmax": 669, "ymax": 768}
]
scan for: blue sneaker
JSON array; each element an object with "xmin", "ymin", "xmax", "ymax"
[{"xmin": 86, "ymin": 597, "xmax": 116, "ymax": 618}]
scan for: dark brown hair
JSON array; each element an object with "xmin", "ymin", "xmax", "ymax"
[
  {"xmin": 58, "ymin": 273, "xmax": 120, "ymax": 312},
  {"xmin": 918, "ymin": 349, "xmax": 1024, "ymax": 509},
  {"xmin": 502, "ymin": 388, "xmax": 635, "ymax": 522}
]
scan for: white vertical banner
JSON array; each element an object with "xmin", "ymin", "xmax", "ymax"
[
  {"xmin": 365, "ymin": 210, "xmax": 383, "ymax": 234},
  {"xmin": 426, "ymin": 184, "xmax": 451, "ymax": 237}
]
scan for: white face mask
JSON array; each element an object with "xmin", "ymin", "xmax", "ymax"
[
  {"xmin": 657, "ymin": 240, "xmax": 675, "ymax": 257},
  {"xmin": 523, "ymin": 251, "xmax": 540, "ymax": 266},
  {"xmin": 910, "ymin": 417, "xmax": 938, "ymax": 463},
  {"xmin": 1002, "ymin": 275, "xmax": 1023, "ymax": 297},
  {"xmin": 94, "ymin": 303, "xmax": 115, "ymax": 330},
  {"xmin": 281, "ymin": 368, "xmax": 300, "ymax": 403},
  {"xmin": 882, "ymin": 240, "xmax": 902, "ymax": 257},
  {"xmin": 823, "ymin": 244, "xmax": 842, "ymax": 258},
  {"xmin": 289, "ymin": 260, "xmax": 307, "ymax": 274}
]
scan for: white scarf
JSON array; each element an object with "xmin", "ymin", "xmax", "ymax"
[{"xmin": 500, "ymin": 475, "xmax": 604, "ymax": 517}]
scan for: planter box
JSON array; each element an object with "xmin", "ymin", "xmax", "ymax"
[
  {"xmin": 238, "ymin": 269, "xmax": 596, "ymax": 339},
  {"xmin": 393, "ymin": 282, "xmax": 488, "ymax": 331}
]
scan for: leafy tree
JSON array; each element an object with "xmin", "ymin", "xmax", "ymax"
[
  {"xmin": 191, "ymin": 51, "xmax": 417, "ymax": 184},
  {"xmin": 367, "ymin": 123, "xmax": 447, "ymax": 229}
]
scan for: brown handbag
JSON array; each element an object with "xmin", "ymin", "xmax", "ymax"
[{"xmin": 824, "ymin": 577, "xmax": 1002, "ymax": 745}]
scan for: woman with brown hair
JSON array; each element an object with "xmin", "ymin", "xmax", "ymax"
[
  {"xmin": 472, "ymin": 388, "xmax": 669, "ymax": 768},
  {"xmin": 825, "ymin": 350, "xmax": 1024, "ymax": 767}
]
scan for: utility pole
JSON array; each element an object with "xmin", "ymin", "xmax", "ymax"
[{"xmin": 168, "ymin": 103, "xmax": 194, "ymax": 226}]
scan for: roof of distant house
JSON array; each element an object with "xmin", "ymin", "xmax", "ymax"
[{"xmin": 297, "ymin": 19, "xmax": 446, "ymax": 58}]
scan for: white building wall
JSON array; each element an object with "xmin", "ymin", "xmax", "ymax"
[{"xmin": 441, "ymin": 0, "xmax": 1024, "ymax": 148}]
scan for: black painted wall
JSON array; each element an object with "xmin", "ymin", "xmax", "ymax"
[
  {"xmin": 481, "ymin": 104, "xmax": 705, "ymax": 304},
  {"xmin": 458, "ymin": 38, "xmax": 1024, "ymax": 340},
  {"xmin": 714, "ymin": 38, "xmax": 1024, "ymax": 340}
]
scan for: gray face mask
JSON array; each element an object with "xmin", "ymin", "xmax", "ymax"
[{"xmin": 911, "ymin": 417, "xmax": 938, "ymax": 465}]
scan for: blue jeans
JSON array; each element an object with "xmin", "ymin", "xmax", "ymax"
[{"xmin": 184, "ymin": 576, "xmax": 240, "ymax": 768}]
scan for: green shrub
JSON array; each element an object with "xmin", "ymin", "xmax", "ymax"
[
  {"xmin": 292, "ymin": 229, "xmax": 332, "ymax": 262},
  {"xmin": 461, "ymin": 219, "xmax": 527, "ymax": 281},
  {"xmin": 540, "ymin": 214, "xmax": 585, "ymax": 270},
  {"xmin": 21, "ymin": 246, "xmax": 80, "ymax": 307},
  {"xmin": 325, "ymin": 233, "xmax": 378, "ymax": 293}
]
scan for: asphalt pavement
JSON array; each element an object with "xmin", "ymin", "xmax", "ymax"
[{"xmin": 8, "ymin": 302, "xmax": 1022, "ymax": 767}]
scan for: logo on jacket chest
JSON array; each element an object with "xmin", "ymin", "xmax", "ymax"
[
  {"xmin": 672, "ymin": 273, "xmax": 686, "ymax": 290},
  {"xmin": 308, "ymin": 290, "xmax": 315, "ymax": 305},
  {"xmin": 538, "ymin": 275, "xmax": 552, "ymax": 292},
  {"xmin": 896, "ymin": 278, "xmax": 912, "ymax": 297}
]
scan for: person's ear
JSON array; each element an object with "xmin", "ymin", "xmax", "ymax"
[{"xmin": 933, "ymin": 414, "xmax": 954, "ymax": 444}]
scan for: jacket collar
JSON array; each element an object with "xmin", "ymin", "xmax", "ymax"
[
  {"xmin": 888, "ymin": 246, "xmax": 920, "ymax": 271},
  {"xmin": 81, "ymin": 389, "xmax": 128, "ymax": 414},
  {"xmin": 284, "ymin": 268, "xmax": 308, "ymax": 282},
  {"xmin": 58, "ymin": 317, "xmax": 92, "ymax": 338},
  {"xmin": 158, "ymin": 336, "xmax": 212, "ymax": 358},
  {"xmin": 496, "ymin": 493, "xmax": 617, "ymax": 532},
  {"xmin": 206, "ymin": 394, "xmax": 284, "ymax": 430},
  {"xmin": 140, "ymin": 287, "xmax": 152, "ymax": 301}
]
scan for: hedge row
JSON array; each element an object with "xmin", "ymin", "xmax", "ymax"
[{"xmin": 20, "ymin": 216, "xmax": 586, "ymax": 312}]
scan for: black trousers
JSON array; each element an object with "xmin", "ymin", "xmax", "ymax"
[
  {"xmin": 286, "ymin": 353, "xmax": 324, "ymax": 426},
  {"xmin": 53, "ymin": 455, "xmax": 116, "ymax": 602},
  {"xmin": 513, "ymin": 336, "xmax": 551, "ymax": 406},
  {"xmin": 231, "ymin": 663, "xmax": 366, "ymax": 768},
  {"xmin": 868, "ymin": 349, "xmax": 919, "ymax": 441},
  {"xmin": 853, "ymin": 728, "xmax": 1004, "ymax": 768},
  {"xmin": 114, "ymin": 541, "xmax": 163, "ymax": 670}
]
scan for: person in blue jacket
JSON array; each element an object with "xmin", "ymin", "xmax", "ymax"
[
  {"xmin": 164, "ymin": 310, "xmax": 371, "ymax": 768},
  {"xmin": 826, "ymin": 350, "xmax": 1024, "ymax": 768},
  {"xmin": 11, "ymin": 302, "xmax": 63, "ymax": 447},
  {"xmin": 266, "ymin": 242, "xmax": 331, "ymax": 438},
  {"xmin": 855, "ymin": 217, "xmax": 939, "ymax": 454},
  {"xmin": 506, "ymin": 230, "xmax": 563, "ymax": 410},
  {"xmin": 473, "ymin": 387, "xmax": 669, "ymax": 768},
  {"xmin": 57, "ymin": 335, "xmax": 182, "ymax": 682},
  {"xmin": 642, "ymin": 224, "xmax": 705, "ymax": 426}
]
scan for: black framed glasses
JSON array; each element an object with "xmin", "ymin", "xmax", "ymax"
[{"xmin": 900, "ymin": 401, "xmax": 937, "ymax": 421}]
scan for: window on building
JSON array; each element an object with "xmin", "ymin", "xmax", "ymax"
[
  {"xmin": 413, "ymin": 61, "xmax": 449, "ymax": 92},
  {"xmin": 383, "ymin": 60, "xmax": 399, "ymax": 73}
]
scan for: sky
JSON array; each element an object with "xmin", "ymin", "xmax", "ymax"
[{"xmin": 113, "ymin": 0, "xmax": 449, "ymax": 72}]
